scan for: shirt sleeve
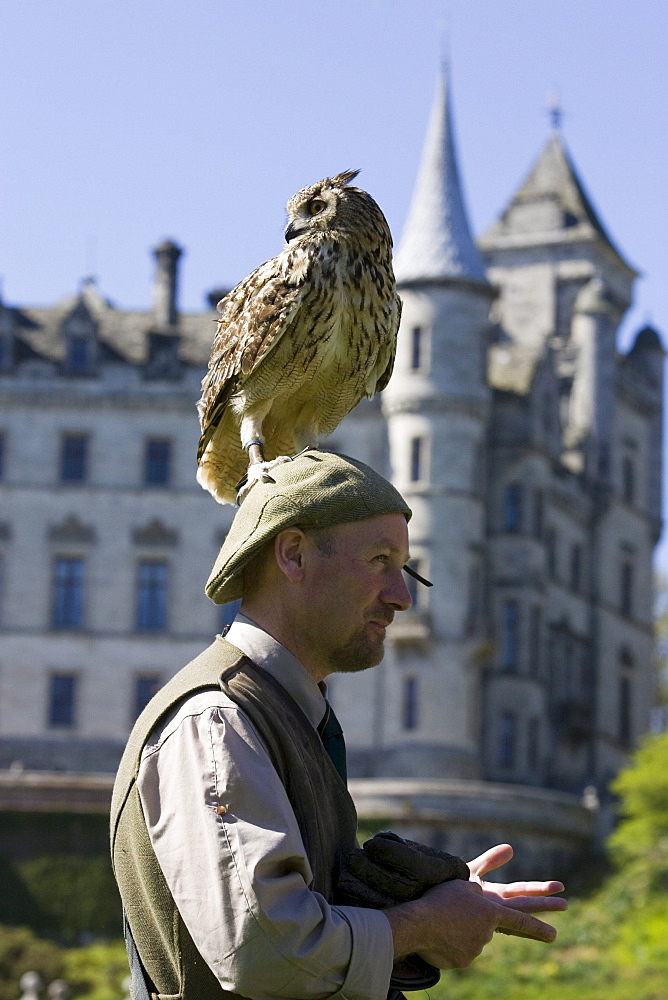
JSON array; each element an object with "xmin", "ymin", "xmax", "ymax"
[{"xmin": 137, "ymin": 693, "xmax": 394, "ymax": 1000}]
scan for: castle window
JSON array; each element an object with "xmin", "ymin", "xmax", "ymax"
[
  {"xmin": 500, "ymin": 600, "xmax": 520, "ymax": 671},
  {"xmin": 51, "ymin": 556, "xmax": 85, "ymax": 629},
  {"xmin": 144, "ymin": 438, "xmax": 172, "ymax": 486},
  {"xmin": 527, "ymin": 716, "xmax": 540, "ymax": 768},
  {"xmin": 532, "ymin": 488, "xmax": 544, "ymax": 539},
  {"xmin": 619, "ymin": 676, "xmax": 632, "ymax": 746},
  {"xmin": 60, "ymin": 434, "xmax": 89, "ymax": 483},
  {"xmin": 498, "ymin": 710, "xmax": 516, "ymax": 768},
  {"xmin": 48, "ymin": 673, "xmax": 78, "ymax": 728},
  {"xmin": 545, "ymin": 527, "xmax": 557, "ymax": 580},
  {"xmin": 410, "ymin": 437, "xmax": 425, "ymax": 482},
  {"xmin": 465, "ymin": 562, "xmax": 482, "ymax": 635},
  {"xmin": 67, "ymin": 337, "xmax": 92, "ymax": 374},
  {"xmin": 570, "ymin": 543, "xmax": 583, "ymax": 593},
  {"xmin": 620, "ymin": 560, "xmax": 634, "ymax": 617},
  {"xmin": 136, "ymin": 559, "xmax": 169, "ymax": 632},
  {"xmin": 529, "ymin": 604, "xmax": 542, "ymax": 676},
  {"xmin": 503, "ymin": 483, "xmax": 522, "ymax": 533},
  {"xmin": 622, "ymin": 456, "xmax": 635, "ymax": 505},
  {"xmin": 0, "ymin": 432, "xmax": 5, "ymax": 480},
  {"xmin": 134, "ymin": 675, "xmax": 161, "ymax": 719},
  {"xmin": 220, "ymin": 599, "xmax": 242, "ymax": 631},
  {"xmin": 410, "ymin": 326, "xmax": 428, "ymax": 370},
  {"xmin": 402, "ymin": 677, "xmax": 419, "ymax": 731}
]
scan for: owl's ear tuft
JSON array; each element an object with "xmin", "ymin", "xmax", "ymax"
[{"xmin": 331, "ymin": 169, "xmax": 360, "ymax": 188}]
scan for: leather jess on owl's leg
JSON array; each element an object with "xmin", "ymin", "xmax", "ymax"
[{"xmin": 237, "ymin": 405, "xmax": 291, "ymax": 503}]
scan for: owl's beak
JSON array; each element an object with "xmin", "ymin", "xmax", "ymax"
[{"xmin": 284, "ymin": 221, "xmax": 304, "ymax": 243}]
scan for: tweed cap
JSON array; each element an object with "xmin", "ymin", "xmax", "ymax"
[{"xmin": 206, "ymin": 450, "xmax": 412, "ymax": 604}]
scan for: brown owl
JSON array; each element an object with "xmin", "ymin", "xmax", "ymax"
[{"xmin": 196, "ymin": 169, "xmax": 401, "ymax": 504}]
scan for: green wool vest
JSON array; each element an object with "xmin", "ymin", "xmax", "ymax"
[{"xmin": 110, "ymin": 636, "xmax": 359, "ymax": 1000}]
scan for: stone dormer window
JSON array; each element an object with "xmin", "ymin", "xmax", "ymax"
[
  {"xmin": 62, "ymin": 301, "xmax": 97, "ymax": 375},
  {"xmin": 144, "ymin": 332, "xmax": 183, "ymax": 381}
]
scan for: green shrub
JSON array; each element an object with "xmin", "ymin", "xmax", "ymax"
[
  {"xmin": 17, "ymin": 855, "xmax": 122, "ymax": 940},
  {"xmin": 63, "ymin": 939, "xmax": 128, "ymax": 1000},
  {"xmin": 0, "ymin": 926, "xmax": 63, "ymax": 1000}
]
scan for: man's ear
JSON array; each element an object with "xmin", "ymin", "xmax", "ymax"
[{"xmin": 273, "ymin": 528, "xmax": 308, "ymax": 584}]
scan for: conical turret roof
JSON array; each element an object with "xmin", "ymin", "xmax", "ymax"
[
  {"xmin": 479, "ymin": 130, "xmax": 635, "ymax": 275},
  {"xmin": 394, "ymin": 66, "xmax": 487, "ymax": 285}
]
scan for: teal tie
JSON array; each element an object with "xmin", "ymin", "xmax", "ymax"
[{"xmin": 318, "ymin": 702, "xmax": 347, "ymax": 784}]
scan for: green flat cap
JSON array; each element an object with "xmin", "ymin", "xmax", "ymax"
[{"xmin": 206, "ymin": 449, "xmax": 412, "ymax": 604}]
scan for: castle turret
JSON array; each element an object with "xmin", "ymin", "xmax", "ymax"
[{"xmin": 380, "ymin": 66, "xmax": 494, "ymax": 778}]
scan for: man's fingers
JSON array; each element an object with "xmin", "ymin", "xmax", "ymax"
[
  {"xmin": 485, "ymin": 879, "xmax": 565, "ymax": 898},
  {"xmin": 498, "ymin": 896, "xmax": 568, "ymax": 914},
  {"xmin": 468, "ymin": 843, "xmax": 513, "ymax": 878},
  {"xmin": 495, "ymin": 905, "xmax": 558, "ymax": 942}
]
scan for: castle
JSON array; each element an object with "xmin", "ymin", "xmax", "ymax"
[{"xmin": 0, "ymin": 70, "xmax": 662, "ymax": 870}]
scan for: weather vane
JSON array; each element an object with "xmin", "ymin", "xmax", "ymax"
[{"xmin": 547, "ymin": 89, "xmax": 563, "ymax": 131}]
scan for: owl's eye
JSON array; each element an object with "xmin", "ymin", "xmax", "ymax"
[{"xmin": 308, "ymin": 199, "xmax": 326, "ymax": 216}]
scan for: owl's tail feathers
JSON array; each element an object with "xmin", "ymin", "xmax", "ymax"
[{"xmin": 196, "ymin": 460, "xmax": 237, "ymax": 505}]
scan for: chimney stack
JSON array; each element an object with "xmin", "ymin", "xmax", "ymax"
[{"xmin": 152, "ymin": 240, "xmax": 183, "ymax": 329}]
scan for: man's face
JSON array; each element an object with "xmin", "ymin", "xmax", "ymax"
[{"xmin": 300, "ymin": 513, "xmax": 412, "ymax": 677}]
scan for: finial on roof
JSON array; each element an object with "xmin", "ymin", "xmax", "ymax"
[
  {"xmin": 547, "ymin": 89, "xmax": 563, "ymax": 132},
  {"xmin": 394, "ymin": 64, "xmax": 487, "ymax": 285}
]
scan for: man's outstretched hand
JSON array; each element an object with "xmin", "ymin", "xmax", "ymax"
[{"xmin": 384, "ymin": 843, "xmax": 567, "ymax": 970}]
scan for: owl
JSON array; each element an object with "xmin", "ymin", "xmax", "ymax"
[{"xmin": 196, "ymin": 169, "xmax": 401, "ymax": 504}]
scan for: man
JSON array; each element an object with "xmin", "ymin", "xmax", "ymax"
[{"xmin": 111, "ymin": 450, "xmax": 566, "ymax": 1000}]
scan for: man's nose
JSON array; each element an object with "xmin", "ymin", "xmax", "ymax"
[{"xmin": 383, "ymin": 569, "xmax": 413, "ymax": 611}]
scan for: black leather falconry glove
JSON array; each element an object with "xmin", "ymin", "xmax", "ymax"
[{"xmin": 338, "ymin": 831, "xmax": 470, "ymax": 997}]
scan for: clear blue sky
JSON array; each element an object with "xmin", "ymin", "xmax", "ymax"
[{"xmin": 2, "ymin": 0, "xmax": 668, "ymax": 558}]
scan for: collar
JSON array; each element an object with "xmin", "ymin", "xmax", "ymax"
[{"xmin": 224, "ymin": 613, "xmax": 327, "ymax": 729}]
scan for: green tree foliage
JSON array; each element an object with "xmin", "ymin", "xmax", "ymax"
[{"xmin": 607, "ymin": 731, "xmax": 668, "ymax": 868}]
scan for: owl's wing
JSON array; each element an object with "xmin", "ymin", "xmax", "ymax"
[
  {"xmin": 373, "ymin": 291, "xmax": 402, "ymax": 394},
  {"xmin": 197, "ymin": 252, "xmax": 308, "ymax": 463}
]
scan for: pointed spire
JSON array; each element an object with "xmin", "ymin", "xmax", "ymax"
[{"xmin": 394, "ymin": 65, "xmax": 487, "ymax": 285}]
